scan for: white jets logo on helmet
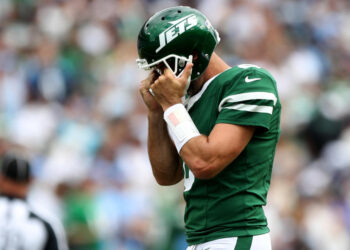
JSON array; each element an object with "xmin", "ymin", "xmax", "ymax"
[{"xmin": 156, "ymin": 14, "xmax": 197, "ymax": 53}]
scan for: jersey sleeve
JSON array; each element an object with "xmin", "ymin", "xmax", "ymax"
[{"xmin": 216, "ymin": 67, "xmax": 279, "ymax": 130}]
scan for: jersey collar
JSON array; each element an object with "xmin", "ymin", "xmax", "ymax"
[{"xmin": 183, "ymin": 68, "xmax": 230, "ymax": 111}]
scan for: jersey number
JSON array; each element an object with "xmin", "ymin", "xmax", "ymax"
[{"xmin": 183, "ymin": 162, "xmax": 194, "ymax": 191}]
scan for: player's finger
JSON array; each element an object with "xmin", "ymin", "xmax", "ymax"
[
  {"xmin": 143, "ymin": 70, "xmax": 155, "ymax": 89},
  {"xmin": 180, "ymin": 63, "xmax": 193, "ymax": 81},
  {"xmin": 163, "ymin": 67, "xmax": 175, "ymax": 78},
  {"xmin": 150, "ymin": 83, "xmax": 158, "ymax": 97},
  {"xmin": 157, "ymin": 75, "xmax": 166, "ymax": 83},
  {"xmin": 153, "ymin": 78, "xmax": 160, "ymax": 88},
  {"xmin": 140, "ymin": 72, "xmax": 157, "ymax": 96},
  {"xmin": 139, "ymin": 84, "xmax": 149, "ymax": 99},
  {"xmin": 139, "ymin": 79, "xmax": 147, "ymax": 92}
]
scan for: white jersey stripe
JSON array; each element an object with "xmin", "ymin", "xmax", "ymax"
[
  {"xmin": 222, "ymin": 103, "xmax": 273, "ymax": 114},
  {"xmin": 218, "ymin": 92, "xmax": 277, "ymax": 112}
]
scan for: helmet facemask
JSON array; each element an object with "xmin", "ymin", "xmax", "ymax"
[
  {"xmin": 137, "ymin": 54, "xmax": 192, "ymax": 78},
  {"xmin": 137, "ymin": 54, "xmax": 193, "ymax": 95}
]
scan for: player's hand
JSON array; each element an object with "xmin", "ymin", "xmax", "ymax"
[
  {"xmin": 139, "ymin": 70, "xmax": 163, "ymax": 113},
  {"xmin": 150, "ymin": 63, "xmax": 193, "ymax": 111}
]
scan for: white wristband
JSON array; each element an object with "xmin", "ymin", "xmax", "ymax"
[{"xmin": 164, "ymin": 103, "xmax": 200, "ymax": 152}]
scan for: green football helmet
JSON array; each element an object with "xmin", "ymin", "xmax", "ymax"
[{"xmin": 136, "ymin": 6, "xmax": 220, "ymax": 80}]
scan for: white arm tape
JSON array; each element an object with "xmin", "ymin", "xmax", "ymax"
[{"xmin": 164, "ymin": 103, "xmax": 200, "ymax": 152}]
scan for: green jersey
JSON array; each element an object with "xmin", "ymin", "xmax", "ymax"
[{"xmin": 182, "ymin": 64, "xmax": 281, "ymax": 245}]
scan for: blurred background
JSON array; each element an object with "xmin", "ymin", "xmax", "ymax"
[{"xmin": 0, "ymin": 0, "xmax": 350, "ymax": 249}]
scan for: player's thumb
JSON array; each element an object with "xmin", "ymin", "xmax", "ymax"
[{"xmin": 181, "ymin": 63, "xmax": 193, "ymax": 81}]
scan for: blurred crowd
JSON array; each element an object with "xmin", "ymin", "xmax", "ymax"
[{"xmin": 0, "ymin": 0, "xmax": 349, "ymax": 249}]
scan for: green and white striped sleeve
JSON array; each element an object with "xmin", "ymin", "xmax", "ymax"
[{"xmin": 216, "ymin": 71, "xmax": 279, "ymax": 130}]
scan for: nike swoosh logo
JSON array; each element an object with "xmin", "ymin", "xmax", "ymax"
[{"xmin": 245, "ymin": 76, "xmax": 261, "ymax": 83}]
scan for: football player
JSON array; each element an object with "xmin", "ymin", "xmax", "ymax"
[{"xmin": 137, "ymin": 6, "xmax": 281, "ymax": 250}]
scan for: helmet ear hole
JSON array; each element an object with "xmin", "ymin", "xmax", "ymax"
[{"xmin": 192, "ymin": 51, "xmax": 199, "ymax": 61}]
